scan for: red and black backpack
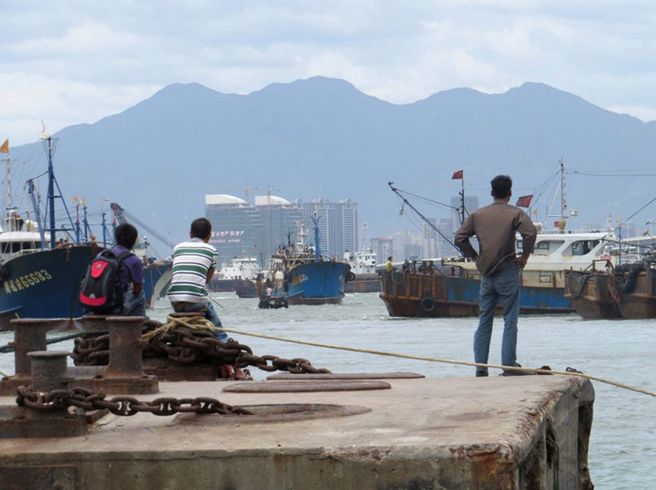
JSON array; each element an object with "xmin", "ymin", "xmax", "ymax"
[{"xmin": 79, "ymin": 250, "xmax": 133, "ymax": 313}]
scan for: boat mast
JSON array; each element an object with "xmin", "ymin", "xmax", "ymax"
[
  {"xmin": 558, "ymin": 158, "xmax": 567, "ymax": 233},
  {"xmin": 26, "ymin": 179, "xmax": 46, "ymax": 248},
  {"xmin": 459, "ymin": 176, "xmax": 465, "ymax": 225},
  {"xmin": 42, "ymin": 127, "xmax": 57, "ymax": 248},
  {"xmin": 312, "ymin": 212, "xmax": 321, "ymax": 260},
  {"xmin": 3, "ymin": 156, "xmax": 13, "ymax": 212}
]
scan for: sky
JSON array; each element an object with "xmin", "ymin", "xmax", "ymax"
[{"xmin": 2, "ymin": 0, "xmax": 656, "ymax": 145}]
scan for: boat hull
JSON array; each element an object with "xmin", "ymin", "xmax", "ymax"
[
  {"xmin": 143, "ymin": 263, "xmax": 172, "ymax": 308},
  {"xmin": 345, "ymin": 273, "xmax": 381, "ymax": 293},
  {"xmin": 565, "ymin": 268, "xmax": 656, "ymax": 319},
  {"xmin": 380, "ymin": 270, "xmax": 573, "ymax": 318},
  {"xmin": 0, "ymin": 245, "xmax": 96, "ymax": 328},
  {"xmin": 287, "ymin": 261, "xmax": 350, "ymax": 305},
  {"xmin": 235, "ymin": 279, "xmax": 257, "ymax": 298}
]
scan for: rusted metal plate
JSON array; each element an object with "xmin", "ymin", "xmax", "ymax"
[
  {"xmin": 267, "ymin": 372, "xmax": 425, "ymax": 380},
  {"xmin": 176, "ymin": 403, "xmax": 370, "ymax": 425},
  {"xmin": 143, "ymin": 358, "xmax": 223, "ymax": 381},
  {"xmin": 0, "ymin": 407, "xmax": 87, "ymax": 439},
  {"xmin": 0, "ymin": 465, "xmax": 77, "ymax": 490},
  {"xmin": 224, "ymin": 380, "xmax": 390, "ymax": 393}
]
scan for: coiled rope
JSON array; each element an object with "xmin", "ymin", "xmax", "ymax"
[
  {"xmin": 221, "ymin": 326, "xmax": 656, "ymax": 398},
  {"xmin": 141, "ymin": 315, "xmax": 218, "ymax": 341}
]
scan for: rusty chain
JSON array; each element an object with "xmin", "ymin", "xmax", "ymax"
[
  {"xmin": 72, "ymin": 319, "xmax": 330, "ymax": 375},
  {"xmin": 16, "ymin": 385, "xmax": 253, "ymax": 416}
]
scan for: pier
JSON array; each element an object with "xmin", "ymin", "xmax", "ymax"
[{"xmin": 0, "ymin": 366, "xmax": 593, "ymax": 489}]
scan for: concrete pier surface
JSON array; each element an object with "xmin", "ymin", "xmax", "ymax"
[{"xmin": 0, "ymin": 375, "xmax": 594, "ymax": 490}]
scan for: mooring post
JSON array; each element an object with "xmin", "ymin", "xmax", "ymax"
[
  {"xmin": 79, "ymin": 314, "xmax": 109, "ymax": 334},
  {"xmin": 27, "ymin": 350, "xmax": 70, "ymax": 393},
  {"xmin": 104, "ymin": 316, "xmax": 146, "ymax": 378},
  {"xmin": 11, "ymin": 319, "xmax": 58, "ymax": 380}
]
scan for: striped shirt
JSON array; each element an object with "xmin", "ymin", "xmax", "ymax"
[{"xmin": 167, "ymin": 238, "xmax": 217, "ymax": 304}]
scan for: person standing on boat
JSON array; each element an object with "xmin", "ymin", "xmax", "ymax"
[
  {"xmin": 385, "ymin": 256, "xmax": 394, "ymax": 272},
  {"xmin": 167, "ymin": 218, "xmax": 229, "ymax": 342},
  {"xmin": 454, "ymin": 175, "xmax": 537, "ymax": 377},
  {"xmin": 112, "ymin": 223, "xmax": 145, "ymax": 316}
]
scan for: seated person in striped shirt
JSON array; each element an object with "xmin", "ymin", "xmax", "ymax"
[{"xmin": 167, "ymin": 218, "xmax": 228, "ymax": 342}]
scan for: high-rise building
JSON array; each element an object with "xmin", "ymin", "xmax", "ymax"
[
  {"xmin": 371, "ymin": 237, "xmax": 394, "ymax": 264},
  {"xmin": 254, "ymin": 195, "xmax": 303, "ymax": 259},
  {"xmin": 299, "ymin": 199, "xmax": 358, "ymax": 258},
  {"xmin": 205, "ymin": 194, "xmax": 356, "ymax": 266},
  {"xmin": 205, "ymin": 195, "xmax": 264, "ymax": 266}
]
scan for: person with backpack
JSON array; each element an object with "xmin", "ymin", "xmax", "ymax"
[
  {"xmin": 167, "ymin": 218, "xmax": 229, "ymax": 342},
  {"xmin": 79, "ymin": 223, "xmax": 145, "ymax": 316}
]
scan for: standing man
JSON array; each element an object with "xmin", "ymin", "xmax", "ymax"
[
  {"xmin": 167, "ymin": 218, "xmax": 229, "ymax": 342},
  {"xmin": 454, "ymin": 175, "xmax": 537, "ymax": 377}
]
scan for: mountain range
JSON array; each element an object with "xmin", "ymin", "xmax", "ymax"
[{"xmin": 10, "ymin": 77, "xmax": 656, "ymax": 248}]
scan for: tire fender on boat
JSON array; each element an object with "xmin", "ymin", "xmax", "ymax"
[{"xmin": 420, "ymin": 296, "xmax": 436, "ymax": 313}]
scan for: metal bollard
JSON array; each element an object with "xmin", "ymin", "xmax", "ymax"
[
  {"xmin": 28, "ymin": 351, "xmax": 70, "ymax": 393},
  {"xmin": 79, "ymin": 314, "xmax": 108, "ymax": 334},
  {"xmin": 86, "ymin": 316, "xmax": 159, "ymax": 394},
  {"xmin": 0, "ymin": 350, "xmax": 87, "ymax": 439},
  {"xmin": 105, "ymin": 316, "xmax": 146, "ymax": 378},
  {"xmin": 0, "ymin": 319, "xmax": 62, "ymax": 396}
]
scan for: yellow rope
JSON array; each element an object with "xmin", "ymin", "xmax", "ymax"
[
  {"xmin": 221, "ymin": 327, "xmax": 656, "ymax": 398},
  {"xmin": 141, "ymin": 315, "xmax": 217, "ymax": 341}
]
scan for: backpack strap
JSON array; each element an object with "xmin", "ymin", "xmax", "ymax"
[{"xmin": 114, "ymin": 251, "xmax": 134, "ymax": 264}]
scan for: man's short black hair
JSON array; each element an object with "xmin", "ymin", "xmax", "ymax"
[
  {"xmin": 115, "ymin": 223, "xmax": 138, "ymax": 249},
  {"xmin": 191, "ymin": 218, "xmax": 212, "ymax": 240},
  {"xmin": 491, "ymin": 175, "xmax": 512, "ymax": 199}
]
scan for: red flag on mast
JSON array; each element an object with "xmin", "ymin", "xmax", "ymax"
[
  {"xmin": 515, "ymin": 195, "xmax": 533, "ymax": 208},
  {"xmin": 451, "ymin": 169, "xmax": 463, "ymax": 180},
  {"xmin": 0, "ymin": 139, "xmax": 8, "ymax": 154}
]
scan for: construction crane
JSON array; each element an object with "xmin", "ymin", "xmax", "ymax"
[{"xmin": 110, "ymin": 202, "xmax": 175, "ymax": 250}]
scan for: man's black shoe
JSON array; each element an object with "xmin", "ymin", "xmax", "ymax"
[{"xmin": 475, "ymin": 371, "xmax": 489, "ymax": 377}]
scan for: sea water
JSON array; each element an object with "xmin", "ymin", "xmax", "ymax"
[{"xmin": 1, "ymin": 292, "xmax": 654, "ymax": 490}]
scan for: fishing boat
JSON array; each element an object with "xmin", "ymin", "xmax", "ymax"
[
  {"xmin": 209, "ymin": 257, "xmax": 261, "ymax": 294},
  {"xmin": 268, "ymin": 217, "xmax": 350, "ymax": 305},
  {"xmin": 380, "ymin": 163, "xmax": 619, "ymax": 317},
  {"xmin": 565, "ymin": 255, "xmax": 656, "ymax": 319},
  {"xmin": 0, "ymin": 134, "xmax": 95, "ymax": 329},
  {"xmin": 380, "ymin": 231, "xmax": 613, "ymax": 317}
]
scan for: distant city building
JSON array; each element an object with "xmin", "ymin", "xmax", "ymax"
[
  {"xmin": 299, "ymin": 199, "xmax": 358, "ymax": 258},
  {"xmin": 422, "ymin": 218, "xmax": 438, "ymax": 258},
  {"xmin": 254, "ymin": 194, "xmax": 303, "ymax": 260},
  {"xmin": 205, "ymin": 194, "xmax": 263, "ymax": 266},
  {"xmin": 436, "ymin": 218, "xmax": 457, "ymax": 256},
  {"xmin": 403, "ymin": 243, "xmax": 422, "ymax": 260},
  {"xmin": 450, "ymin": 195, "xmax": 479, "ymax": 227},
  {"xmin": 371, "ymin": 237, "xmax": 394, "ymax": 264},
  {"xmin": 205, "ymin": 194, "xmax": 357, "ymax": 266}
]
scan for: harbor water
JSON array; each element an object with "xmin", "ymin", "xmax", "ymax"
[{"xmin": 1, "ymin": 292, "xmax": 654, "ymax": 490}]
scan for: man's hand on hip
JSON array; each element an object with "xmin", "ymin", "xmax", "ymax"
[{"xmin": 516, "ymin": 254, "xmax": 529, "ymax": 269}]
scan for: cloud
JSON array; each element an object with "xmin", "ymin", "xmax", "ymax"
[{"xmin": 1, "ymin": 0, "xmax": 655, "ymax": 143}]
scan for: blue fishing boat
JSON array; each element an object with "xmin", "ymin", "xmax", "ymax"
[
  {"xmin": 0, "ymin": 133, "xmax": 97, "ymax": 329},
  {"xmin": 268, "ymin": 216, "xmax": 350, "ymax": 305},
  {"xmin": 0, "ymin": 135, "xmax": 170, "ymax": 330}
]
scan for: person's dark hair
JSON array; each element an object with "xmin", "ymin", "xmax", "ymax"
[
  {"xmin": 114, "ymin": 223, "xmax": 138, "ymax": 249},
  {"xmin": 388, "ymin": 256, "xmax": 392, "ymax": 261},
  {"xmin": 490, "ymin": 175, "xmax": 512, "ymax": 199},
  {"xmin": 190, "ymin": 218, "xmax": 212, "ymax": 240}
]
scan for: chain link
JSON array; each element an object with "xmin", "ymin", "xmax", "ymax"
[
  {"xmin": 72, "ymin": 321, "xmax": 330, "ymax": 375},
  {"xmin": 16, "ymin": 386, "xmax": 253, "ymax": 417}
]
